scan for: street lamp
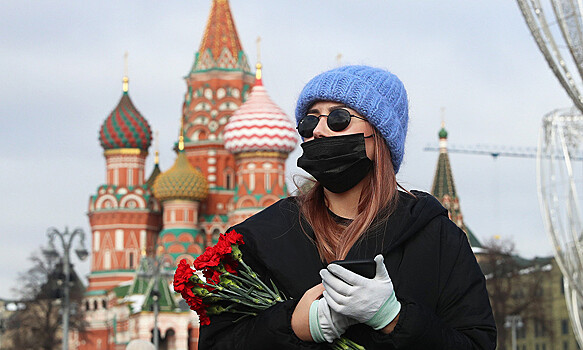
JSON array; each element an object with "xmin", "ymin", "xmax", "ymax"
[
  {"xmin": 137, "ymin": 254, "xmax": 173, "ymax": 350},
  {"xmin": 42, "ymin": 227, "xmax": 89, "ymax": 350},
  {"xmin": 504, "ymin": 315, "xmax": 524, "ymax": 350},
  {"xmin": 0, "ymin": 306, "xmax": 6, "ymax": 350}
]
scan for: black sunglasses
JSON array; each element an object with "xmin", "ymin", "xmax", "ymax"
[{"xmin": 296, "ymin": 109, "xmax": 367, "ymax": 138}]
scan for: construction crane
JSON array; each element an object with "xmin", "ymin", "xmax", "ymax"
[{"xmin": 424, "ymin": 143, "xmax": 583, "ymax": 161}]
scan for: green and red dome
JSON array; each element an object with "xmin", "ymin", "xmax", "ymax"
[{"xmin": 99, "ymin": 92, "xmax": 152, "ymax": 151}]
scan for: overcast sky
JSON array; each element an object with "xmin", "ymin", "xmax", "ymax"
[{"xmin": 0, "ymin": 1, "xmax": 574, "ymax": 298}]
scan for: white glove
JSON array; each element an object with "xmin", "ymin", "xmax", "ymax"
[
  {"xmin": 309, "ymin": 297, "xmax": 358, "ymax": 343},
  {"xmin": 320, "ymin": 254, "xmax": 401, "ymax": 330}
]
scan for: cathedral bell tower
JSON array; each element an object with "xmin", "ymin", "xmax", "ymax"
[
  {"xmin": 182, "ymin": 0, "xmax": 255, "ymax": 245},
  {"xmin": 87, "ymin": 70, "xmax": 161, "ymax": 293}
]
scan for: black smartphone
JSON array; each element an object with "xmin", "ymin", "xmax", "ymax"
[{"xmin": 329, "ymin": 259, "xmax": 376, "ymax": 279}]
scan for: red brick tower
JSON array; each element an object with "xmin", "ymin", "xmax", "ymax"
[
  {"xmin": 223, "ymin": 62, "xmax": 298, "ymax": 226},
  {"xmin": 87, "ymin": 74, "xmax": 162, "ymax": 293},
  {"xmin": 182, "ymin": 0, "xmax": 255, "ymax": 245}
]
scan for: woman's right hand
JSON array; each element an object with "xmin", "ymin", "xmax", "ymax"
[{"xmin": 291, "ymin": 283, "xmax": 325, "ymax": 341}]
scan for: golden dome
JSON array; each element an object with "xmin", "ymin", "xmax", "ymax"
[{"xmin": 152, "ymin": 151, "xmax": 208, "ymax": 202}]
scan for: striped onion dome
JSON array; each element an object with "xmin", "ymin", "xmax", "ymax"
[
  {"xmin": 99, "ymin": 91, "xmax": 152, "ymax": 151},
  {"xmin": 152, "ymin": 151, "xmax": 208, "ymax": 202},
  {"xmin": 224, "ymin": 70, "xmax": 298, "ymax": 154}
]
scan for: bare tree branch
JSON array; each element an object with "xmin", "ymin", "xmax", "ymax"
[{"xmin": 3, "ymin": 250, "xmax": 87, "ymax": 350}]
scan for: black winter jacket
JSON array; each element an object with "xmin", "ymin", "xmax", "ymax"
[{"xmin": 199, "ymin": 191, "xmax": 497, "ymax": 349}]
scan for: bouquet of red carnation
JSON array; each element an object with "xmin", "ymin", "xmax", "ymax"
[{"xmin": 174, "ymin": 229, "xmax": 364, "ymax": 350}]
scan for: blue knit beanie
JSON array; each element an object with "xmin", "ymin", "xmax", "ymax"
[{"xmin": 295, "ymin": 65, "xmax": 408, "ymax": 173}]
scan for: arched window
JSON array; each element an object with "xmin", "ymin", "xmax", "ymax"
[
  {"xmin": 94, "ymin": 231, "xmax": 100, "ymax": 251},
  {"xmin": 200, "ymin": 228, "xmax": 207, "ymax": 248},
  {"xmin": 103, "ymin": 250, "xmax": 111, "ymax": 269},
  {"xmin": 93, "ymin": 300, "xmax": 98, "ymax": 310},
  {"xmin": 249, "ymin": 173, "xmax": 255, "ymax": 191},
  {"xmin": 265, "ymin": 173, "xmax": 271, "ymax": 191},
  {"xmin": 226, "ymin": 173, "xmax": 233, "ymax": 190},
  {"xmin": 212, "ymin": 228, "xmax": 221, "ymax": 245},
  {"xmin": 102, "ymin": 299, "xmax": 107, "ymax": 309}
]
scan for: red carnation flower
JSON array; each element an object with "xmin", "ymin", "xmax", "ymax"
[
  {"xmin": 198, "ymin": 310, "xmax": 210, "ymax": 326},
  {"xmin": 214, "ymin": 239, "xmax": 232, "ymax": 255},
  {"xmin": 223, "ymin": 259, "xmax": 238, "ymax": 274},
  {"xmin": 193, "ymin": 245, "xmax": 222, "ymax": 270},
  {"xmin": 203, "ymin": 267, "xmax": 222, "ymax": 286},
  {"xmin": 223, "ymin": 230, "xmax": 244, "ymax": 245},
  {"xmin": 184, "ymin": 293, "xmax": 205, "ymax": 310},
  {"xmin": 173, "ymin": 259, "xmax": 194, "ymax": 295}
]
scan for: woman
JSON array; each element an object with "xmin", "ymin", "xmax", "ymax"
[{"xmin": 199, "ymin": 65, "xmax": 497, "ymax": 349}]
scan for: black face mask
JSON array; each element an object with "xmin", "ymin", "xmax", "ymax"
[{"xmin": 297, "ymin": 133, "xmax": 373, "ymax": 193}]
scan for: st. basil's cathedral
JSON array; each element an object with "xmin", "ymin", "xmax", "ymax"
[
  {"xmin": 74, "ymin": 1, "xmax": 481, "ymax": 349},
  {"xmin": 78, "ymin": 0, "xmax": 297, "ymax": 348}
]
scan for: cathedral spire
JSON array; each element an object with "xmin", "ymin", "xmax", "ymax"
[
  {"xmin": 154, "ymin": 131, "xmax": 160, "ymax": 165},
  {"xmin": 255, "ymin": 36, "xmax": 263, "ymax": 85},
  {"xmin": 146, "ymin": 131, "xmax": 162, "ymax": 189},
  {"xmin": 122, "ymin": 51, "xmax": 129, "ymax": 93},
  {"xmin": 430, "ymin": 119, "xmax": 483, "ymax": 251},
  {"xmin": 179, "ymin": 113, "xmax": 185, "ymax": 151},
  {"xmin": 431, "ymin": 121, "xmax": 456, "ymax": 199},
  {"xmin": 191, "ymin": 0, "xmax": 250, "ymax": 73}
]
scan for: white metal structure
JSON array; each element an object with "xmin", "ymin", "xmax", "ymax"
[
  {"xmin": 537, "ymin": 108, "xmax": 583, "ymax": 347},
  {"xmin": 517, "ymin": 0, "xmax": 583, "ymax": 346},
  {"xmin": 516, "ymin": 0, "xmax": 583, "ymax": 111}
]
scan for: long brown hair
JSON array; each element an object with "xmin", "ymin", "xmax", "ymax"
[{"xmin": 296, "ymin": 127, "xmax": 400, "ymax": 263}]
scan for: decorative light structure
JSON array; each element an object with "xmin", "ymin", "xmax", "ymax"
[
  {"xmin": 517, "ymin": 1, "xmax": 583, "ymax": 346},
  {"xmin": 516, "ymin": 0, "xmax": 583, "ymax": 112},
  {"xmin": 537, "ymin": 108, "xmax": 583, "ymax": 347}
]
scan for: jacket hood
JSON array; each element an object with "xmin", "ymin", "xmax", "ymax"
[
  {"xmin": 388, "ymin": 190, "xmax": 447, "ymax": 247},
  {"xmin": 348, "ymin": 190, "xmax": 448, "ymax": 257}
]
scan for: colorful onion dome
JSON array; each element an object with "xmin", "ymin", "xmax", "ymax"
[
  {"xmin": 224, "ymin": 64, "xmax": 298, "ymax": 154},
  {"xmin": 99, "ymin": 90, "xmax": 152, "ymax": 151},
  {"xmin": 152, "ymin": 151, "xmax": 208, "ymax": 202}
]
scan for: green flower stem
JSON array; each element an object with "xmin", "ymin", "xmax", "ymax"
[
  {"xmin": 214, "ymin": 292, "xmax": 271, "ymax": 310},
  {"xmin": 331, "ymin": 337, "xmax": 365, "ymax": 350},
  {"xmin": 238, "ymin": 261, "xmax": 282, "ymax": 301},
  {"xmin": 222, "ymin": 274, "xmax": 274, "ymax": 300},
  {"xmin": 238, "ymin": 269, "xmax": 282, "ymax": 302},
  {"xmin": 207, "ymin": 279, "xmax": 274, "ymax": 307},
  {"xmin": 198, "ymin": 280, "xmax": 256, "ymax": 303},
  {"xmin": 225, "ymin": 272, "xmax": 270, "ymax": 294},
  {"xmin": 223, "ymin": 304, "xmax": 259, "ymax": 316},
  {"xmin": 202, "ymin": 281, "xmax": 273, "ymax": 309},
  {"xmin": 228, "ymin": 309, "xmax": 258, "ymax": 317},
  {"xmin": 232, "ymin": 285, "xmax": 275, "ymax": 306},
  {"xmin": 239, "ymin": 286, "xmax": 275, "ymax": 305}
]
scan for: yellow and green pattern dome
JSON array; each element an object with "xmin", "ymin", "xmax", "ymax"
[{"xmin": 152, "ymin": 151, "xmax": 208, "ymax": 202}]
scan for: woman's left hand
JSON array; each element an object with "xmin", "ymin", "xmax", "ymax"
[
  {"xmin": 320, "ymin": 254, "xmax": 401, "ymax": 330},
  {"xmin": 291, "ymin": 283, "xmax": 325, "ymax": 341}
]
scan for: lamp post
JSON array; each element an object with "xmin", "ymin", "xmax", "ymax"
[
  {"xmin": 504, "ymin": 315, "xmax": 524, "ymax": 350},
  {"xmin": 41, "ymin": 227, "xmax": 89, "ymax": 350},
  {"xmin": 0, "ymin": 306, "xmax": 5, "ymax": 350},
  {"xmin": 137, "ymin": 254, "xmax": 173, "ymax": 350}
]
